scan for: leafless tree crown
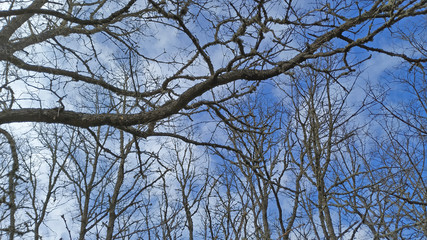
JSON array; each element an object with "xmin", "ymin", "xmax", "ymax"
[{"xmin": 0, "ymin": 0, "xmax": 426, "ymax": 239}]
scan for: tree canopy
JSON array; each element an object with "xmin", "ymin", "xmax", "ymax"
[{"xmin": 0, "ymin": 0, "xmax": 426, "ymax": 239}]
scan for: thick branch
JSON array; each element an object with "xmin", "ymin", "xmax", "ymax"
[
  {"xmin": 0, "ymin": 0, "xmax": 138, "ymax": 27},
  {"xmin": 0, "ymin": 4, "xmax": 419, "ymax": 128},
  {"xmin": 0, "ymin": 0, "xmax": 47, "ymax": 41}
]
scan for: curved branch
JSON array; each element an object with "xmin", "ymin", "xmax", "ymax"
[
  {"xmin": 0, "ymin": 0, "xmax": 138, "ymax": 26},
  {"xmin": 2, "ymin": 55, "xmax": 163, "ymax": 99},
  {"xmin": 0, "ymin": 0, "xmax": 47, "ymax": 41}
]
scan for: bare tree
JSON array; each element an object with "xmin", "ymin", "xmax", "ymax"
[
  {"xmin": 0, "ymin": 0, "xmax": 426, "ymax": 239},
  {"xmin": 0, "ymin": 0, "xmax": 424, "ymax": 129},
  {"xmin": 364, "ymin": 20, "xmax": 427, "ymax": 238},
  {"xmin": 0, "ymin": 128, "xmax": 22, "ymax": 239},
  {"xmin": 206, "ymin": 93, "xmax": 288, "ymax": 239}
]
